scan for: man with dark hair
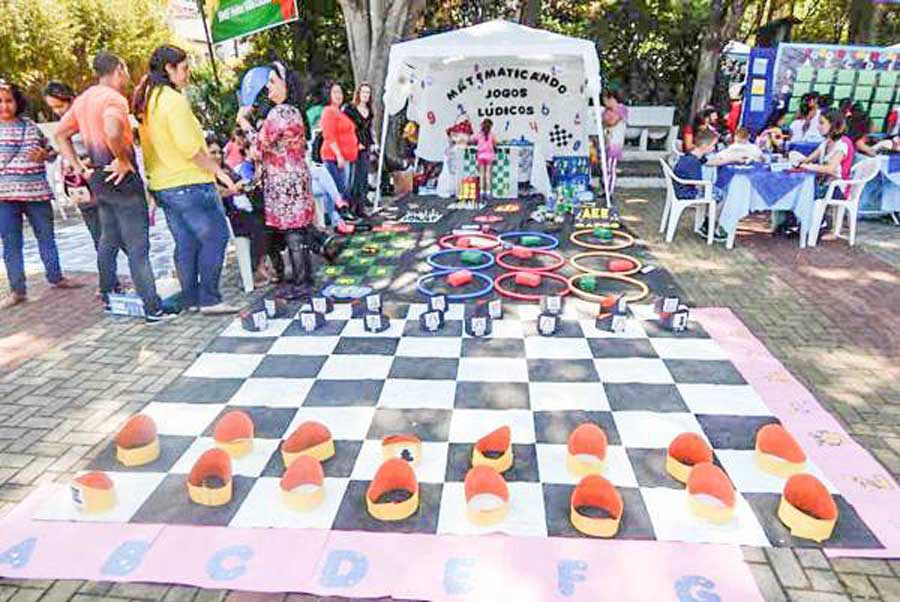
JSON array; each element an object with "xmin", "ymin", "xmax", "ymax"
[{"xmin": 55, "ymin": 52, "xmax": 174, "ymax": 323}]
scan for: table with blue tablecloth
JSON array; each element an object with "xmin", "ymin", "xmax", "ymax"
[
  {"xmin": 702, "ymin": 163, "xmax": 817, "ymax": 248},
  {"xmin": 859, "ymin": 154, "xmax": 900, "ymax": 216}
]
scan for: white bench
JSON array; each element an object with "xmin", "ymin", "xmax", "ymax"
[{"xmin": 624, "ymin": 106, "xmax": 678, "ymax": 152}]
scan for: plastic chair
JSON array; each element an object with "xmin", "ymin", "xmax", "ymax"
[
  {"xmin": 808, "ymin": 157, "xmax": 880, "ymax": 247},
  {"xmin": 658, "ymin": 158, "xmax": 716, "ymax": 245}
]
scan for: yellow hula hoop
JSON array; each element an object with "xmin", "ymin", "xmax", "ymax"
[
  {"xmin": 567, "ymin": 273, "xmax": 650, "ymax": 304},
  {"xmin": 569, "ymin": 251, "xmax": 644, "ymax": 277},
  {"xmin": 569, "ymin": 229, "xmax": 635, "ymax": 251}
]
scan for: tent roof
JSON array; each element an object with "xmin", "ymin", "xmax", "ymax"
[{"xmin": 385, "ymin": 20, "xmax": 602, "ymax": 97}]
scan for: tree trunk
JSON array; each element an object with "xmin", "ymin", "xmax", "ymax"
[
  {"xmin": 848, "ymin": 0, "xmax": 875, "ymax": 44},
  {"xmin": 519, "ymin": 0, "xmax": 541, "ymax": 27},
  {"xmin": 337, "ymin": 0, "xmax": 426, "ymax": 140},
  {"xmin": 689, "ymin": 0, "xmax": 745, "ymax": 119}
]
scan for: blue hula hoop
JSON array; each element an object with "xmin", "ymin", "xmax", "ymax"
[
  {"xmin": 417, "ymin": 269, "xmax": 495, "ymax": 300},
  {"xmin": 426, "ymin": 249, "xmax": 495, "ymax": 271},
  {"xmin": 498, "ymin": 230, "xmax": 560, "ymax": 251}
]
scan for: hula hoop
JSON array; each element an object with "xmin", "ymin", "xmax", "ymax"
[
  {"xmin": 427, "ymin": 249, "xmax": 495, "ymax": 271},
  {"xmin": 438, "ymin": 233, "xmax": 501, "ymax": 251},
  {"xmin": 417, "ymin": 269, "xmax": 495, "ymax": 301},
  {"xmin": 497, "ymin": 230, "xmax": 559, "ymax": 251},
  {"xmin": 496, "ymin": 248, "xmax": 566, "ymax": 273},
  {"xmin": 493, "ymin": 271, "xmax": 571, "ymax": 302},
  {"xmin": 569, "ymin": 228, "xmax": 634, "ymax": 251},
  {"xmin": 569, "ymin": 251, "xmax": 644, "ymax": 276},
  {"xmin": 567, "ymin": 273, "xmax": 650, "ymax": 304}
]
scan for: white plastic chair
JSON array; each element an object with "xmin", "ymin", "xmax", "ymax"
[
  {"xmin": 808, "ymin": 158, "xmax": 880, "ymax": 247},
  {"xmin": 658, "ymin": 158, "xmax": 716, "ymax": 245}
]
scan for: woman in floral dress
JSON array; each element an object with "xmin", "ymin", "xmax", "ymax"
[{"xmin": 238, "ymin": 62, "xmax": 316, "ymax": 287}]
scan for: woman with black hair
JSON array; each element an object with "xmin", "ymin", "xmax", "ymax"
[
  {"xmin": 343, "ymin": 82, "xmax": 374, "ymax": 216},
  {"xmin": 133, "ymin": 44, "xmax": 238, "ymax": 315},
  {"xmin": 236, "ymin": 62, "xmax": 320, "ymax": 289},
  {"xmin": 0, "ymin": 78, "xmax": 78, "ymax": 309}
]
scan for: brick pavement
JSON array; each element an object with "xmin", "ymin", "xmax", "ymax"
[{"xmin": 1, "ymin": 201, "xmax": 899, "ymax": 601}]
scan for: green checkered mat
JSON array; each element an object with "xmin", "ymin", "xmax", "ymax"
[{"xmin": 463, "ymin": 147, "xmax": 517, "ymax": 198}]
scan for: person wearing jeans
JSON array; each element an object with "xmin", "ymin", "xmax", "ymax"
[
  {"xmin": 55, "ymin": 53, "xmax": 167, "ymax": 322},
  {"xmin": 319, "ymin": 83, "xmax": 359, "ymax": 217},
  {"xmin": 0, "ymin": 78, "xmax": 80, "ymax": 309},
  {"xmin": 133, "ymin": 45, "xmax": 238, "ymax": 314},
  {"xmin": 154, "ymin": 183, "xmax": 230, "ymax": 308}
]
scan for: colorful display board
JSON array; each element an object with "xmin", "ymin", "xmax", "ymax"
[
  {"xmin": 740, "ymin": 48, "xmax": 777, "ymax": 137},
  {"xmin": 774, "ymin": 43, "xmax": 900, "ymax": 132}
]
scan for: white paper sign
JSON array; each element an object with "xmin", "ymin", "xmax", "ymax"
[
  {"xmin": 424, "ymin": 311, "xmax": 441, "ymax": 332},
  {"xmin": 672, "ymin": 311, "xmax": 689, "ymax": 332},
  {"xmin": 539, "ymin": 315, "xmax": 556, "ymax": 335},
  {"xmin": 264, "ymin": 299, "xmax": 276, "ymax": 317},
  {"xmin": 545, "ymin": 295, "xmax": 562, "ymax": 314},
  {"xmin": 312, "ymin": 297, "xmax": 328, "ymax": 314},
  {"xmin": 611, "ymin": 314, "xmax": 626, "ymax": 333},
  {"xmin": 366, "ymin": 294, "xmax": 382, "ymax": 312},
  {"xmin": 253, "ymin": 311, "xmax": 267, "ymax": 331},
  {"xmin": 488, "ymin": 299, "xmax": 503, "ymax": 319},
  {"xmin": 471, "ymin": 317, "xmax": 487, "ymax": 337},
  {"xmin": 301, "ymin": 313, "xmax": 317, "ymax": 332},
  {"xmin": 430, "ymin": 295, "xmax": 447, "ymax": 312},
  {"xmin": 662, "ymin": 297, "xmax": 680, "ymax": 314},
  {"xmin": 366, "ymin": 314, "xmax": 383, "ymax": 332}
]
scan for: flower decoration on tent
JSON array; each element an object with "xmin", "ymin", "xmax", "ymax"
[{"xmin": 836, "ymin": 49, "xmax": 846, "ymax": 59}]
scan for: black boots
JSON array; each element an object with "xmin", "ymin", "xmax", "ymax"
[{"xmin": 286, "ymin": 229, "xmax": 313, "ymax": 287}]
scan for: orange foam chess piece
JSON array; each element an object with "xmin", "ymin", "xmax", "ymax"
[
  {"xmin": 366, "ymin": 458, "xmax": 419, "ymax": 521},
  {"xmin": 599, "ymin": 296, "xmax": 617, "ymax": 311},
  {"xmin": 282, "ymin": 421, "xmax": 335, "ymax": 465},
  {"xmin": 382, "ymin": 434, "xmax": 422, "ymax": 466},
  {"xmin": 214, "ymin": 410, "xmax": 254, "ymax": 458},
  {"xmin": 71, "ymin": 471, "xmax": 115, "ymax": 513},
  {"xmin": 778, "ymin": 473, "xmax": 838, "ymax": 542},
  {"xmin": 472, "ymin": 426, "xmax": 513, "ymax": 473},
  {"xmin": 511, "ymin": 246, "xmax": 534, "ymax": 260},
  {"xmin": 566, "ymin": 423, "xmax": 608, "ymax": 477},
  {"xmin": 607, "ymin": 259, "xmax": 635, "ymax": 273},
  {"xmin": 569, "ymin": 475, "xmax": 623, "ymax": 537},
  {"xmin": 687, "ymin": 462, "xmax": 735, "ymax": 524},
  {"xmin": 666, "ymin": 433, "xmax": 713, "ymax": 483},
  {"xmin": 755, "ymin": 424, "xmax": 807, "ymax": 478},
  {"xmin": 464, "ymin": 466, "xmax": 509, "ymax": 526},
  {"xmin": 515, "ymin": 272, "xmax": 541, "ymax": 288},
  {"xmin": 447, "ymin": 269, "xmax": 473, "ymax": 287},
  {"xmin": 280, "ymin": 455, "xmax": 325, "ymax": 512},
  {"xmin": 456, "ymin": 236, "xmax": 472, "ymax": 248},
  {"xmin": 115, "ymin": 414, "xmax": 160, "ymax": 467},
  {"xmin": 187, "ymin": 448, "xmax": 233, "ymax": 507}
]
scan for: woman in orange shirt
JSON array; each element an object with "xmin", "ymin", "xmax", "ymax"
[{"xmin": 319, "ymin": 83, "xmax": 359, "ymax": 215}]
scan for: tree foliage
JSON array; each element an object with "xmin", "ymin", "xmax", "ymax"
[{"xmin": 0, "ymin": 0, "xmax": 171, "ymax": 117}]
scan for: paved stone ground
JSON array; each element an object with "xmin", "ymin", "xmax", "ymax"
[{"xmin": 0, "ymin": 199, "xmax": 899, "ymax": 601}]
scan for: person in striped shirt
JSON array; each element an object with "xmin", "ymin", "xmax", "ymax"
[{"xmin": 0, "ymin": 79, "xmax": 80, "ymax": 309}]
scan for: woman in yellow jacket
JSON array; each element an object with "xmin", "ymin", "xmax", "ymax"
[{"xmin": 133, "ymin": 45, "xmax": 238, "ymax": 315}]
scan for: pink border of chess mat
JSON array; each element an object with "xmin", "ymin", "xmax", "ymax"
[
  {"xmin": 694, "ymin": 308, "xmax": 900, "ymax": 559},
  {"xmin": 0, "ymin": 485, "xmax": 762, "ymax": 601}
]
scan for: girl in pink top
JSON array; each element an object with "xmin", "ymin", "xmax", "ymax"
[{"xmin": 472, "ymin": 119, "xmax": 496, "ymax": 199}]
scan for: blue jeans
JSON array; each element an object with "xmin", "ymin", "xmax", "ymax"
[
  {"xmin": 0, "ymin": 201, "xmax": 62, "ymax": 295},
  {"xmin": 155, "ymin": 183, "xmax": 230, "ymax": 308},
  {"xmin": 309, "ymin": 163, "xmax": 343, "ymax": 226},
  {"xmin": 324, "ymin": 160, "xmax": 352, "ymax": 199}
]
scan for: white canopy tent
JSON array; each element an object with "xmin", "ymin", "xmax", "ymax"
[{"xmin": 374, "ymin": 20, "xmax": 610, "ymax": 208}]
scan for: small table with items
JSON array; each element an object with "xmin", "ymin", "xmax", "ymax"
[
  {"xmin": 703, "ymin": 162, "xmax": 818, "ymax": 249},
  {"xmin": 859, "ymin": 154, "xmax": 900, "ymax": 216}
]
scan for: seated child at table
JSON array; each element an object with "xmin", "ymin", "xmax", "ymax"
[
  {"xmin": 672, "ymin": 129, "xmax": 729, "ymax": 241},
  {"xmin": 718, "ymin": 127, "xmax": 763, "ymax": 163}
]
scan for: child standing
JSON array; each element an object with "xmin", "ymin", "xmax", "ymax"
[{"xmin": 473, "ymin": 119, "xmax": 496, "ymax": 199}]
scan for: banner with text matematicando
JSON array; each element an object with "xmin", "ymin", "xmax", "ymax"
[{"xmin": 209, "ymin": 0, "xmax": 299, "ymax": 44}]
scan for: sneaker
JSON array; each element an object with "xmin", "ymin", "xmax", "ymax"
[
  {"xmin": 891, "ymin": 212, "xmax": 900, "ymax": 227},
  {"xmin": 696, "ymin": 223, "xmax": 710, "ymax": 239},
  {"xmin": 145, "ymin": 308, "xmax": 178, "ymax": 324},
  {"xmin": 0, "ymin": 292, "xmax": 27, "ymax": 309},
  {"xmin": 713, "ymin": 227, "xmax": 728, "ymax": 243},
  {"xmin": 199, "ymin": 302, "xmax": 239, "ymax": 315}
]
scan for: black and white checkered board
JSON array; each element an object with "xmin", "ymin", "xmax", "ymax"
[{"xmin": 35, "ymin": 302, "xmax": 883, "ymax": 550}]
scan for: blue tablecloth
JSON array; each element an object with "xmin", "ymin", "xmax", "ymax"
[
  {"xmin": 714, "ymin": 164, "xmax": 768, "ymax": 191},
  {"xmin": 860, "ymin": 155, "xmax": 900, "ymax": 214},
  {"xmin": 704, "ymin": 163, "xmax": 817, "ymax": 248}
]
